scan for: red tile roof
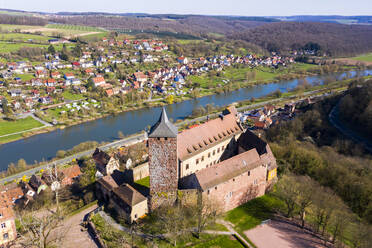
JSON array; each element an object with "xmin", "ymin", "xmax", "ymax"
[
  {"xmin": 194, "ymin": 149, "xmax": 261, "ymax": 190},
  {"xmin": 177, "ymin": 113, "xmax": 243, "ymax": 160}
]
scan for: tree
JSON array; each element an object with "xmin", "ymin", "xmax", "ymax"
[
  {"xmin": 60, "ymin": 44, "xmax": 69, "ymax": 61},
  {"xmin": 152, "ymin": 203, "xmax": 193, "ymax": 246},
  {"xmin": 193, "ymin": 193, "xmax": 220, "ymax": 238},
  {"xmin": 295, "ymin": 176, "xmax": 315, "ymax": 228},
  {"xmin": 165, "ymin": 95, "xmax": 174, "ymax": 104},
  {"xmin": 17, "ymin": 209, "xmax": 66, "ymax": 248},
  {"xmin": 72, "ymin": 43, "xmax": 82, "ymax": 58},
  {"xmin": 17, "ymin": 159, "xmax": 28, "ymax": 171},
  {"xmin": 47, "ymin": 45, "xmax": 56, "ymax": 55},
  {"xmin": 275, "ymin": 174, "xmax": 298, "ymax": 218}
]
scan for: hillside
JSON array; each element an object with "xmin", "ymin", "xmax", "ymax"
[
  {"xmin": 48, "ymin": 15, "xmax": 269, "ymax": 36},
  {"xmin": 230, "ymin": 22, "xmax": 372, "ymax": 56}
]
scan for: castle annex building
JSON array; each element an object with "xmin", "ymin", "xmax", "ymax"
[{"xmin": 96, "ymin": 107, "xmax": 277, "ymax": 222}]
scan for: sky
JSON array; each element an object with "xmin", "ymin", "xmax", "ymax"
[{"xmin": 0, "ymin": 0, "xmax": 371, "ymax": 16}]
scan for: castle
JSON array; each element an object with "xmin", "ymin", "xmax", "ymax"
[{"xmin": 96, "ymin": 107, "xmax": 277, "ymax": 223}]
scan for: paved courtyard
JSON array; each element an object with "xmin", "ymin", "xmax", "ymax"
[{"xmin": 245, "ymin": 220, "xmax": 328, "ymax": 248}]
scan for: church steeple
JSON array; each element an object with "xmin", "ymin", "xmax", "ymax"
[{"xmin": 148, "ymin": 107, "xmax": 178, "ymax": 138}]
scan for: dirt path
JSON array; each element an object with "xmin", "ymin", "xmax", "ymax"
[{"xmin": 59, "ymin": 204, "xmax": 99, "ymax": 248}]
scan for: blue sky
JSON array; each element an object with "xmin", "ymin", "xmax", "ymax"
[{"xmin": 1, "ymin": 0, "xmax": 371, "ymax": 16}]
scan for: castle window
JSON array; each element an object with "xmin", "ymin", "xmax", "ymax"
[
  {"xmin": 215, "ymin": 186, "xmax": 217, "ymax": 190},
  {"xmin": 201, "ymin": 156, "xmax": 204, "ymax": 161},
  {"xmin": 207, "ymin": 190, "xmax": 210, "ymax": 195},
  {"xmin": 254, "ymin": 179, "xmax": 258, "ymax": 185},
  {"xmin": 165, "ymin": 137, "xmax": 168, "ymax": 141},
  {"xmin": 233, "ymin": 178, "xmax": 235, "ymax": 182},
  {"xmin": 186, "ymin": 164, "xmax": 189, "ymax": 170},
  {"xmin": 208, "ymin": 152, "xmax": 211, "ymax": 158},
  {"xmin": 217, "ymin": 148, "xmax": 220, "ymax": 153},
  {"xmin": 134, "ymin": 214, "xmax": 138, "ymax": 219},
  {"xmin": 3, "ymin": 233, "xmax": 8, "ymax": 240},
  {"xmin": 1, "ymin": 223, "xmax": 5, "ymax": 228},
  {"xmin": 196, "ymin": 159, "xmax": 199, "ymax": 164},
  {"xmin": 248, "ymin": 171, "xmax": 250, "ymax": 176},
  {"xmin": 213, "ymin": 150, "xmax": 215, "ymax": 155}
]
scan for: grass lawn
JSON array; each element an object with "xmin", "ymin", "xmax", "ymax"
[
  {"xmin": 192, "ymin": 235, "xmax": 244, "ymax": 248},
  {"xmin": 62, "ymin": 91, "xmax": 84, "ymax": 101},
  {"xmin": 0, "ymin": 133, "xmax": 23, "ymax": 144},
  {"xmin": 14, "ymin": 73, "xmax": 35, "ymax": 81},
  {"xmin": 0, "ymin": 117, "xmax": 44, "ymax": 136},
  {"xmin": 351, "ymin": 53, "xmax": 372, "ymax": 62},
  {"xmin": 225, "ymin": 194, "xmax": 285, "ymax": 232},
  {"xmin": 135, "ymin": 176, "xmax": 150, "ymax": 188}
]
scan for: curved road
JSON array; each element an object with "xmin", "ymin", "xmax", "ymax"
[{"xmin": 329, "ymin": 102, "xmax": 372, "ymax": 153}]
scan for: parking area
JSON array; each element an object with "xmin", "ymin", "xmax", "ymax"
[{"xmin": 244, "ymin": 220, "xmax": 328, "ymax": 248}]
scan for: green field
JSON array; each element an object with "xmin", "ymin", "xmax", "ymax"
[
  {"xmin": 189, "ymin": 63, "xmax": 318, "ymax": 89},
  {"xmin": 0, "ymin": 117, "xmax": 44, "ymax": 137},
  {"xmin": 0, "ymin": 24, "xmax": 105, "ymax": 38},
  {"xmin": 0, "ymin": 41, "xmax": 48, "ymax": 53},
  {"xmin": 0, "ymin": 32, "xmax": 50, "ymax": 42},
  {"xmin": 0, "ymin": 24, "xmax": 45, "ymax": 31},
  {"xmin": 351, "ymin": 53, "xmax": 372, "ymax": 62}
]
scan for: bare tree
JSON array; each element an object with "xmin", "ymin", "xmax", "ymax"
[
  {"xmin": 275, "ymin": 174, "xmax": 298, "ymax": 218},
  {"xmin": 194, "ymin": 193, "xmax": 220, "ymax": 238},
  {"xmin": 295, "ymin": 176, "xmax": 315, "ymax": 228},
  {"xmin": 17, "ymin": 210, "xmax": 66, "ymax": 248}
]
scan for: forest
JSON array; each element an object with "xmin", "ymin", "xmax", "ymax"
[
  {"xmin": 230, "ymin": 22, "xmax": 372, "ymax": 56},
  {"xmin": 339, "ymin": 80, "xmax": 372, "ymax": 140},
  {"xmin": 0, "ymin": 14, "xmax": 47, "ymax": 26},
  {"xmin": 265, "ymin": 79, "xmax": 372, "ymax": 225}
]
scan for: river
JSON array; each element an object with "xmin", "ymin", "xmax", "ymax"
[{"xmin": 1, "ymin": 69, "xmax": 372, "ymax": 170}]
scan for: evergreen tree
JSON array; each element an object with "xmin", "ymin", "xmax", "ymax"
[{"xmin": 47, "ymin": 45, "xmax": 56, "ymax": 55}]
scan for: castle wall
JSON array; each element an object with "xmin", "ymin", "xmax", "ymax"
[{"xmin": 202, "ymin": 164, "xmax": 267, "ymax": 212}]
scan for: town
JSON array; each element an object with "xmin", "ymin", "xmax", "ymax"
[{"xmin": 0, "ymin": 3, "xmax": 372, "ymax": 248}]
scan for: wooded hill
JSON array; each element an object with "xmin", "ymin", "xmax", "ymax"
[{"xmin": 230, "ymin": 22, "xmax": 372, "ymax": 57}]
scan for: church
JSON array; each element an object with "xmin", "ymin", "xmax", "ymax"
[{"xmin": 96, "ymin": 107, "xmax": 277, "ymax": 223}]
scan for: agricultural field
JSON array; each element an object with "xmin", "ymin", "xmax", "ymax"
[
  {"xmin": 351, "ymin": 53, "xmax": 372, "ymax": 62},
  {"xmin": 0, "ymin": 117, "xmax": 44, "ymax": 137},
  {"xmin": 0, "ymin": 33, "xmax": 50, "ymax": 43},
  {"xmin": 0, "ymin": 41, "xmax": 49, "ymax": 53},
  {"xmin": 0, "ymin": 23, "xmax": 106, "ymax": 39},
  {"xmin": 46, "ymin": 24, "xmax": 104, "ymax": 32}
]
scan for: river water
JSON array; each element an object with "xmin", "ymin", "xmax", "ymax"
[{"xmin": 1, "ymin": 69, "xmax": 371, "ymax": 170}]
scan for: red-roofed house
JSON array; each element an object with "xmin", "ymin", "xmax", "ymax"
[{"xmin": 91, "ymin": 77, "xmax": 106, "ymax": 87}]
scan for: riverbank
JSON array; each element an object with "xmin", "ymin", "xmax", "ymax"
[{"xmin": 0, "ymin": 63, "xmax": 355, "ymax": 146}]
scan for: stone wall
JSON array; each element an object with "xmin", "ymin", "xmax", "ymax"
[
  {"xmin": 203, "ymin": 164, "xmax": 267, "ymax": 212},
  {"xmin": 148, "ymin": 137, "xmax": 178, "ymax": 210},
  {"xmin": 132, "ymin": 162, "xmax": 149, "ymax": 181}
]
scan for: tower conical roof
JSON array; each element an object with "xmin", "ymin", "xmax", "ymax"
[{"xmin": 148, "ymin": 108, "xmax": 178, "ymax": 138}]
